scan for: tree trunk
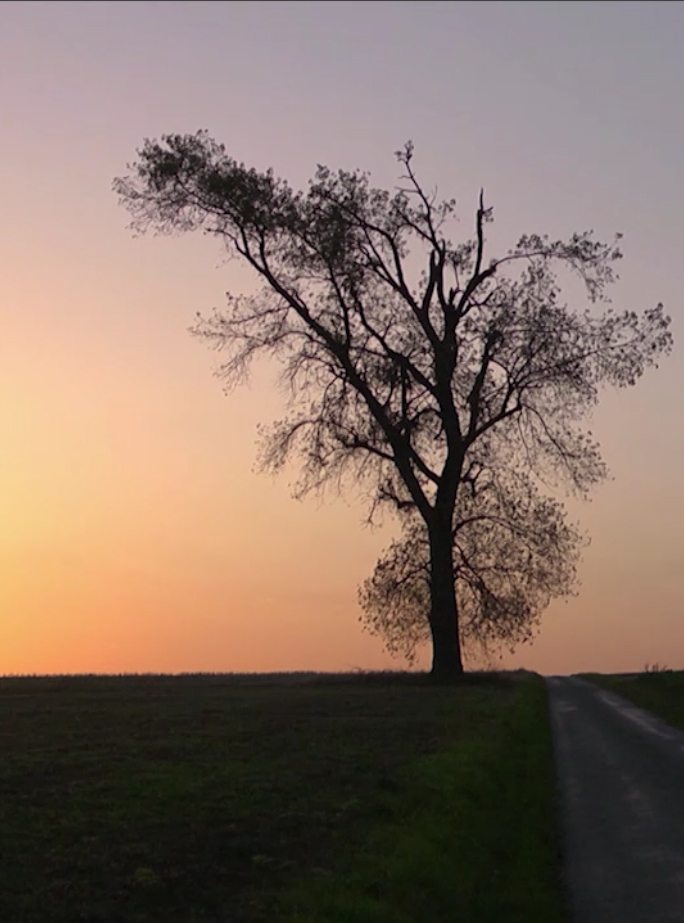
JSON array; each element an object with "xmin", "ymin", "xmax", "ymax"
[{"xmin": 428, "ymin": 521, "xmax": 464, "ymax": 681}]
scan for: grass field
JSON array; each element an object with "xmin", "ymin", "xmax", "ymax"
[
  {"xmin": 587, "ymin": 669, "xmax": 684, "ymax": 730},
  {"xmin": 0, "ymin": 671, "xmax": 565, "ymax": 923}
]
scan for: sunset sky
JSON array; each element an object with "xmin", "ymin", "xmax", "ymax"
[{"xmin": 2, "ymin": 0, "xmax": 684, "ymax": 676}]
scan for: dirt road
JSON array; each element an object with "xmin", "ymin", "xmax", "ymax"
[{"xmin": 547, "ymin": 676, "xmax": 684, "ymax": 922}]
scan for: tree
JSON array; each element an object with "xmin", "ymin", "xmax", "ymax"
[
  {"xmin": 358, "ymin": 444, "xmax": 584, "ymax": 667},
  {"xmin": 114, "ymin": 132, "xmax": 672, "ymax": 680}
]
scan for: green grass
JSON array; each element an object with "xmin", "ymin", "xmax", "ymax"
[
  {"xmin": 285, "ymin": 672, "xmax": 564, "ymax": 923},
  {"xmin": 0, "ymin": 671, "xmax": 565, "ymax": 923},
  {"xmin": 586, "ymin": 669, "xmax": 684, "ymax": 729}
]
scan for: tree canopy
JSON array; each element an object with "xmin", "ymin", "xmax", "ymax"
[{"xmin": 115, "ymin": 132, "xmax": 672, "ymax": 678}]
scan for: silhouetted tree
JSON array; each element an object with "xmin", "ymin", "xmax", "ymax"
[
  {"xmin": 115, "ymin": 133, "xmax": 672, "ymax": 679},
  {"xmin": 359, "ymin": 445, "xmax": 584, "ymax": 666}
]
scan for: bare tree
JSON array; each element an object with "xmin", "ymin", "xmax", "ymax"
[{"xmin": 115, "ymin": 132, "xmax": 672, "ymax": 679}]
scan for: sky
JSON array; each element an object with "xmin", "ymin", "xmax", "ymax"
[{"xmin": 2, "ymin": 0, "xmax": 684, "ymax": 676}]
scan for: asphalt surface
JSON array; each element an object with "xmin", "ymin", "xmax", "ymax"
[{"xmin": 547, "ymin": 676, "xmax": 684, "ymax": 923}]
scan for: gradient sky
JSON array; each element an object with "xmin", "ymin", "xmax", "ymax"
[{"xmin": 2, "ymin": 0, "xmax": 684, "ymax": 676}]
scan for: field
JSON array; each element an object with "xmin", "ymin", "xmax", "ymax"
[
  {"xmin": 0, "ymin": 671, "xmax": 565, "ymax": 923},
  {"xmin": 588, "ymin": 669, "xmax": 684, "ymax": 729}
]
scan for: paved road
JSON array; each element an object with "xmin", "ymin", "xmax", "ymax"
[{"xmin": 547, "ymin": 676, "xmax": 684, "ymax": 923}]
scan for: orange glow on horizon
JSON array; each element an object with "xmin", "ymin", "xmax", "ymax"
[{"xmin": 2, "ymin": 0, "xmax": 684, "ymax": 677}]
